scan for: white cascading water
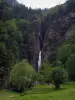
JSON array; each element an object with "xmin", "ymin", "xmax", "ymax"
[{"xmin": 38, "ymin": 51, "xmax": 41, "ymax": 71}]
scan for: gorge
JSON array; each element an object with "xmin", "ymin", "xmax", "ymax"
[{"xmin": 1, "ymin": 0, "xmax": 75, "ymax": 88}]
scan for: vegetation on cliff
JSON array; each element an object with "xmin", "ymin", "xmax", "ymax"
[{"xmin": 1, "ymin": 0, "xmax": 75, "ymax": 95}]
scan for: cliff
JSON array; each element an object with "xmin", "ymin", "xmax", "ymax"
[
  {"xmin": 41, "ymin": 1, "xmax": 75, "ymax": 63},
  {"xmin": 1, "ymin": 0, "xmax": 75, "ymax": 69}
]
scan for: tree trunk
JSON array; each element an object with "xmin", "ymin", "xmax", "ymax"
[{"xmin": 54, "ymin": 81, "xmax": 60, "ymax": 89}]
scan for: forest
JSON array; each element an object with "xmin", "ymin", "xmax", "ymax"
[{"xmin": 1, "ymin": 0, "xmax": 75, "ymax": 100}]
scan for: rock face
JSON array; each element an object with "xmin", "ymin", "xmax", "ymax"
[
  {"xmin": 41, "ymin": 10, "xmax": 75, "ymax": 63},
  {"xmin": 27, "ymin": 21, "xmax": 40, "ymax": 71}
]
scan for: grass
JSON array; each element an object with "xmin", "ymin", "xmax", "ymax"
[{"xmin": 0, "ymin": 82, "xmax": 75, "ymax": 100}]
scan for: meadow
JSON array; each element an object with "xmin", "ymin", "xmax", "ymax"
[{"xmin": 0, "ymin": 82, "xmax": 75, "ymax": 100}]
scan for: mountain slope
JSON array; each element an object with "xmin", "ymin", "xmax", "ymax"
[
  {"xmin": 41, "ymin": 0, "xmax": 75, "ymax": 62},
  {"xmin": 4, "ymin": 0, "xmax": 19, "ymax": 6}
]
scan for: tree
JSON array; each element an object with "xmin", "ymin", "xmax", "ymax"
[
  {"xmin": 57, "ymin": 44, "xmax": 71, "ymax": 64},
  {"xmin": 52, "ymin": 61, "xmax": 62, "ymax": 67},
  {"xmin": 10, "ymin": 60, "xmax": 36, "ymax": 92},
  {"xmin": 66, "ymin": 54, "xmax": 75, "ymax": 81},
  {"xmin": 52, "ymin": 67, "xmax": 68, "ymax": 89},
  {"xmin": 38, "ymin": 62, "xmax": 52, "ymax": 84},
  {"xmin": 70, "ymin": 44, "xmax": 75, "ymax": 54},
  {"xmin": 66, "ymin": 0, "xmax": 75, "ymax": 11},
  {"xmin": 0, "ymin": 42, "xmax": 14, "ymax": 88},
  {"xmin": 0, "ymin": 42, "xmax": 7, "ymax": 88}
]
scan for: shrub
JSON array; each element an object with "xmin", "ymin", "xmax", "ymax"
[{"xmin": 10, "ymin": 60, "xmax": 36, "ymax": 92}]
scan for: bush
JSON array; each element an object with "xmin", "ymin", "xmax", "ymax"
[{"xmin": 10, "ymin": 60, "xmax": 36, "ymax": 92}]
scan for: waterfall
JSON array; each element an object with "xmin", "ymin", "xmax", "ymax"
[
  {"xmin": 38, "ymin": 27, "xmax": 42, "ymax": 71},
  {"xmin": 38, "ymin": 51, "xmax": 41, "ymax": 71}
]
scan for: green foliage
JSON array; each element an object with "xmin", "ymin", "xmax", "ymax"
[
  {"xmin": 70, "ymin": 44, "xmax": 75, "ymax": 54},
  {"xmin": 50, "ymin": 4, "xmax": 64, "ymax": 17},
  {"xmin": 0, "ymin": 3, "xmax": 44, "ymax": 87},
  {"xmin": 57, "ymin": 44, "xmax": 71, "ymax": 64},
  {"xmin": 38, "ymin": 61, "xmax": 68, "ymax": 89},
  {"xmin": 0, "ymin": 42, "xmax": 15, "ymax": 88},
  {"xmin": 52, "ymin": 61, "xmax": 62, "ymax": 67},
  {"xmin": 1, "ymin": 0, "xmax": 75, "ymax": 91},
  {"xmin": 38, "ymin": 62, "xmax": 52, "ymax": 84},
  {"xmin": 66, "ymin": 54, "xmax": 75, "ymax": 81},
  {"xmin": 0, "ymin": 19, "xmax": 24, "ymax": 89},
  {"xmin": 10, "ymin": 60, "xmax": 36, "ymax": 92},
  {"xmin": 52, "ymin": 67, "xmax": 68, "ymax": 89},
  {"xmin": 57, "ymin": 30, "xmax": 75, "ymax": 82},
  {"xmin": 16, "ymin": 19, "xmax": 30, "ymax": 32}
]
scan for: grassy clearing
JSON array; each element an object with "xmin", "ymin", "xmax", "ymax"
[{"xmin": 0, "ymin": 82, "xmax": 75, "ymax": 100}]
